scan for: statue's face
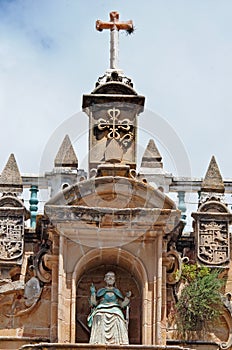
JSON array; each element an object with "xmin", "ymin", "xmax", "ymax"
[{"xmin": 104, "ymin": 272, "xmax": 115, "ymax": 286}]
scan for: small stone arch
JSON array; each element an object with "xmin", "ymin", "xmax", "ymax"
[
  {"xmin": 71, "ymin": 248, "xmax": 148, "ymax": 344},
  {"xmin": 0, "ymin": 195, "xmax": 24, "ymax": 208},
  {"xmin": 198, "ymin": 200, "xmax": 230, "ymax": 213}
]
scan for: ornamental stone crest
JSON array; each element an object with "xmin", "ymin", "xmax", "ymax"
[
  {"xmin": 97, "ymin": 107, "xmax": 133, "ymax": 147},
  {"xmin": 198, "ymin": 220, "xmax": 229, "ymax": 265},
  {"xmin": 0, "ymin": 217, "xmax": 24, "ymax": 261}
]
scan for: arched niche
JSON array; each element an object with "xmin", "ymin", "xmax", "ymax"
[
  {"xmin": 76, "ymin": 265, "xmax": 141, "ymax": 344},
  {"xmin": 71, "ymin": 248, "xmax": 148, "ymax": 344}
]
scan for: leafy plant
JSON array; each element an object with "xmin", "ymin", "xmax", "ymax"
[{"xmin": 175, "ymin": 264, "xmax": 225, "ymax": 338}]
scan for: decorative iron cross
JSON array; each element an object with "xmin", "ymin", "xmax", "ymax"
[{"xmin": 96, "ymin": 11, "xmax": 134, "ymax": 69}]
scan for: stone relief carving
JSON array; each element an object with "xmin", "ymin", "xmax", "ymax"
[
  {"xmin": 34, "ymin": 248, "xmax": 52, "ymax": 283},
  {"xmin": 97, "ymin": 107, "xmax": 133, "ymax": 147},
  {"xmin": 96, "ymin": 70, "xmax": 133, "ymax": 88},
  {"xmin": 165, "ymin": 249, "xmax": 183, "ymax": 285},
  {"xmin": 218, "ymin": 294, "xmax": 232, "ymax": 350},
  {"xmin": 0, "ymin": 217, "xmax": 24, "ymax": 260},
  {"xmin": 198, "ymin": 221, "xmax": 229, "ymax": 265},
  {"xmin": 0, "ymin": 194, "xmax": 24, "ymax": 208},
  {"xmin": 0, "ymin": 273, "xmax": 42, "ymax": 318},
  {"xmin": 222, "ymin": 293, "xmax": 232, "ymax": 316},
  {"xmin": 200, "ymin": 192, "xmax": 224, "ymax": 204},
  {"xmin": 0, "ymin": 246, "xmax": 52, "ymax": 318}
]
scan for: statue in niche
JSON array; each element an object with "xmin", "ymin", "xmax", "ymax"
[{"xmin": 87, "ymin": 271, "xmax": 131, "ymax": 345}]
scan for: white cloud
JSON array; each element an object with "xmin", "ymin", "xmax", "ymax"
[{"xmin": 0, "ymin": 0, "xmax": 231, "ymax": 182}]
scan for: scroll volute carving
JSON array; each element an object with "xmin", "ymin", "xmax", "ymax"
[{"xmin": 164, "ymin": 249, "xmax": 183, "ymax": 285}]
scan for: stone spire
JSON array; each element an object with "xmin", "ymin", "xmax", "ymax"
[
  {"xmin": 201, "ymin": 155, "xmax": 224, "ymax": 193},
  {"xmin": 141, "ymin": 139, "xmax": 163, "ymax": 168},
  {"xmin": 0, "ymin": 153, "xmax": 22, "ymax": 193},
  {"xmin": 54, "ymin": 135, "xmax": 78, "ymax": 169}
]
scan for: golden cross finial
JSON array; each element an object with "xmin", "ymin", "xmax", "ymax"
[{"xmin": 96, "ymin": 11, "xmax": 134, "ymax": 69}]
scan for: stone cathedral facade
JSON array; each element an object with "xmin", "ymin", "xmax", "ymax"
[{"xmin": 0, "ymin": 11, "xmax": 232, "ymax": 350}]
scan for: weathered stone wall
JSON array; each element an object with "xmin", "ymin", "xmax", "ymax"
[{"xmin": 0, "ymin": 285, "xmax": 51, "ymax": 339}]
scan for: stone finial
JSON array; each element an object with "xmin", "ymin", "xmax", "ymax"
[
  {"xmin": 54, "ymin": 135, "xmax": 78, "ymax": 168},
  {"xmin": 0, "ymin": 153, "xmax": 22, "ymax": 193},
  {"xmin": 201, "ymin": 155, "xmax": 224, "ymax": 193},
  {"xmin": 141, "ymin": 139, "xmax": 163, "ymax": 168}
]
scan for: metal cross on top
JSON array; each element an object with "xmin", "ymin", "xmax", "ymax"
[{"xmin": 96, "ymin": 11, "xmax": 134, "ymax": 70}]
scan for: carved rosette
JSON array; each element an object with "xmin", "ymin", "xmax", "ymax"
[{"xmin": 198, "ymin": 220, "xmax": 229, "ymax": 265}]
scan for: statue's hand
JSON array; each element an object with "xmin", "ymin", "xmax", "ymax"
[
  {"xmin": 90, "ymin": 283, "xmax": 96, "ymax": 295},
  {"xmin": 121, "ymin": 291, "xmax": 131, "ymax": 308}
]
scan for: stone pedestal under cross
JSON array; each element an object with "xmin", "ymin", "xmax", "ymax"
[{"xmin": 96, "ymin": 11, "xmax": 134, "ymax": 70}]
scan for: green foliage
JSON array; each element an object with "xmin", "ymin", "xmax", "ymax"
[
  {"xmin": 180, "ymin": 264, "xmax": 211, "ymax": 283},
  {"xmin": 175, "ymin": 264, "xmax": 225, "ymax": 337}
]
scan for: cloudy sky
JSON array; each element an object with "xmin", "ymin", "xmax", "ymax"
[{"xmin": 0, "ymin": 0, "xmax": 232, "ymax": 183}]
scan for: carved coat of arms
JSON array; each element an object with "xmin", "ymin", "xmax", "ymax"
[
  {"xmin": 198, "ymin": 221, "xmax": 229, "ymax": 265},
  {"xmin": 0, "ymin": 217, "xmax": 24, "ymax": 260}
]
